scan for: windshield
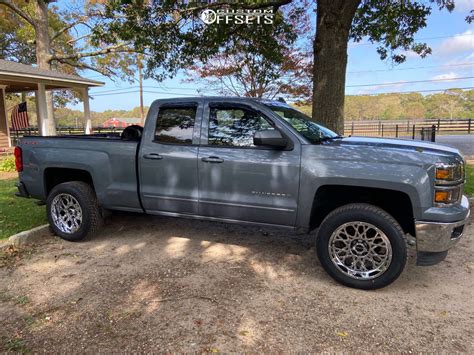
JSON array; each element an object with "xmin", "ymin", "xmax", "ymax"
[{"xmin": 264, "ymin": 103, "xmax": 339, "ymax": 144}]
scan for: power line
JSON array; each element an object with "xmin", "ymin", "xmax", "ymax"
[
  {"xmin": 89, "ymin": 74, "xmax": 474, "ymax": 97},
  {"xmin": 88, "ymin": 86, "xmax": 474, "ymax": 98},
  {"xmin": 349, "ymin": 33, "xmax": 474, "ymax": 47},
  {"xmin": 90, "ymin": 89, "xmax": 201, "ymax": 97},
  {"xmin": 90, "ymin": 72, "xmax": 474, "ymax": 94},
  {"xmin": 347, "ymin": 62, "xmax": 474, "ymax": 74},
  {"xmin": 346, "ymin": 76, "xmax": 474, "ymax": 88},
  {"xmin": 347, "ymin": 86, "xmax": 474, "ymax": 96},
  {"xmin": 85, "ymin": 61, "xmax": 474, "ymax": 82},
  {"xmin": 85, "ymin": 61, "xmax": 474, "ymax": 86},
  {"xmin": 90, "ymin": 85, "xmax": 220, "ymax": 94}
]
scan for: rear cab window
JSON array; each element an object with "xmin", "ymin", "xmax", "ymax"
[{"xmin": 155, "ymin": 106, "xmax": 197, "ymax": 144}]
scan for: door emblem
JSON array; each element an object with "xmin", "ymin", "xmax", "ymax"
[{"xmin": 252, "ymin": 191, "xmax": 291, "ymax": 197}]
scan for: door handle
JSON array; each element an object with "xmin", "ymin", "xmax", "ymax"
[
  {"xmin": 201, "ymin": 156, "xmax": 224, "ymax": 163},
  {"xmin": 143, "ymin": 153, "xmax": 163, "ymax": 160}
]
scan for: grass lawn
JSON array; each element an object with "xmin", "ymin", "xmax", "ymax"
[
  {"xmin": 0, "ymin": 179, "xmax": 47, "ymax": 239},
  {"xmin": 465, "ymin": 164, "xmax": 474, "ymax": 197}
]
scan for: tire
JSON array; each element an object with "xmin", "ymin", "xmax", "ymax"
[
  {"xmin": 316, "ymin": 203, "xmax": 407, "ymax": 290},
  {"xmin": 46, "ymin": 181, "xmax": 102, "ymax": 242}
]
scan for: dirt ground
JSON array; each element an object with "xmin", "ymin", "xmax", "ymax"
[
  {"xmin": 0, "ymin": 211, "xmax": 473, "ymax": 353},
  {"xmin": 0, "ymin": 172, "xmax": 17, "ymax": 180}
]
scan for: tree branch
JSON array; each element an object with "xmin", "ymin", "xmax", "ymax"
[
  {"xmin": 166, "ymin": 0, "xmax": 292, "ymax": 14},
  {"xmin": 66, "ymin": 34, "xmax": 92, "ymax": 45},
  {"xmin": 54, "ymin": 58, "xmax": 117, "ymax": 79},
  {"xmin": 0, "ymin": 0, "xmax": 35, "ymax": 26},
  {"xmin": 49, "ymin": 44, "xmax": 140, "ymax": 62},
  {"xmin": 51, "ymin": 19, "xmax": 91, "ymax": 42}
]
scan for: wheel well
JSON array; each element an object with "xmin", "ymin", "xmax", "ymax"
[
  {"xmin": 310, "ymin": 185, "xmax": 415, "ymax": 236},
  {"xmin": 44, "ymin": 168, "xmax": 94, "ymax": 196}
]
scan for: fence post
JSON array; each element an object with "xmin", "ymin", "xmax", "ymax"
[
  {"xmin": 378, "ymin": 121, "xmax": 381, "ymax": 135},
  {"xmin": 469, "ymin": 118, "xmax": 472, "ymax": 134},
  {"xmin": 412, "ymin": 124, "xmax": 415, "ymax": 140},
  {"xmin": 437, "ymin": 119, "xmax": 441, "ymax": 132},
  {"xmin": 421, "ymin": 127, "xmax": 425, "ymax": 141},
  {"xmin": 431, "ymin": 124, "xmax": 436, "ymax": 142},
  {"xmin": 395, "ymin": 124, "xmax": 399, "ymax": 138},
  {"xmin": 381, "ymin": 124, "xmax": 384, "ymax": 137}
]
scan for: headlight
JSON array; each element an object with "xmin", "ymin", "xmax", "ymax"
[
  {"xmin": 435, "ymin": 163, "xmax": 464, "ymax": 185},
  {"xmin": 434, "ymin": 186, "xmax": 462, "ymax": 205}
]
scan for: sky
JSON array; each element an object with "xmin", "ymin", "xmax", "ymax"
[{"xmin": 70, "ymin": 1, "xmax": 474, "ymax": 113}]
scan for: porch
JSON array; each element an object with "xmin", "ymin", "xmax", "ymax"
[{"xmin": 0, "ymin": 59, "xmax": 104, "ymax": 151}]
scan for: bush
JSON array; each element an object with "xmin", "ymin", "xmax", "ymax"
[{"xmin": 0, "ymin": 156, "xmax": 16, "ymax": 172}]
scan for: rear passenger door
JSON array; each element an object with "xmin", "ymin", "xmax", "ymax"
[
  {"xmin": 197, "ymin": 103, "xmax": 301, "ymax": 226},
  {"xmin": 139, "ymin": 102, "xmax": 202, "ymax": 214}
]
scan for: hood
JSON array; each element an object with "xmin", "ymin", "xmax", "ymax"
[
  {"xmin": 335, "ymin": 136, "xmax": 462, "ymax": 159},
  {"xmin": 306, "ymin": 136, "xmax": 465, "ymax": 168}
]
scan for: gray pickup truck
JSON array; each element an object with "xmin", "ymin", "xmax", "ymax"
[{"xmin": 14, "ymin": 97, "xmax": 470, "ymax": 289}]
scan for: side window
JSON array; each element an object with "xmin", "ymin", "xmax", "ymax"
[
  {"xmin": 155, "ymin": 106, "xmax": 197, "ymax": 144},
  {"xmin": 208, "ymin": 106, "xmax": 274, "ymax": 147}
]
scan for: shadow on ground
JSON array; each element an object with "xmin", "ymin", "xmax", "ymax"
[{"xmin": 0, "ymin": 212, "xmax": 473, "ymax": 352}]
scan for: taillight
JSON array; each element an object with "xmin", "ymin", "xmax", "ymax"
[{"xmin": 14, "ymin": 146, "xmax": 23, "ymax": 172}]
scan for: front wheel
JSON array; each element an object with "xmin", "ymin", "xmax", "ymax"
[
  {"xmin": 47, "ymin": 181, "xmax": 102, "ymax": 242},
  {"xmin": 316, "ymin": 203, "xmax": 407, "ymax": 290}
]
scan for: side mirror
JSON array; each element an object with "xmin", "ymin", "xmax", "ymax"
[{"xmin": 253, "ymin": 129, "xmax": 288, "ymax": 149}]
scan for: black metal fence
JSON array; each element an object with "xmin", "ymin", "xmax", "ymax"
[
  {"xmin": 10, "ymin": 119, "xmax": 472, "ymax": 146},
  {"xmin": 344, "ymin": 118, "xmax": 473, "ymax": 142}
]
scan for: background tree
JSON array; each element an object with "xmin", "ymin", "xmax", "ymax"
[
  {"xmin": 108, "ymin": 0, "xmax": 468, "ymax": 133},
  {"xmin": 311, "ymin": 0, "xmax": 465, "ymax": 133},
  {"xmin": 0, "ymin": 0, "xmax": 143, "ymax": 134},
  {"xmin": 186, "ymin": 0, "xmax": 312, "ymax": 101},
  {"xmin": 0, "ymin": 0, "xmax": 293, "ymax": 134},
  {"xmin": 2, "ymin": 0, "xmax": 470, "ymax": 136},
  {"xmin": 187, "ymin": 49, "xmax": 312, "ymax": 100}
]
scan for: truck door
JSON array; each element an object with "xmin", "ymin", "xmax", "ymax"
[
  {"xmin": 197, "ymin": 102, "xmax": 301, "ymax": 226},
  {"xmin": 139, "ymin": 101, "xmax": 202, "ymax": 214}
]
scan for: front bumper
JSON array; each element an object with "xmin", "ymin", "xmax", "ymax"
[{"xmin": 416, "ymin": 210, "xmax": 470, "ymax": 253}]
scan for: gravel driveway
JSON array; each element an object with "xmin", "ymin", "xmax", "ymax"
[{"xmin": 1, "ymin": 211, "xmax": 473, "ymax": 352}]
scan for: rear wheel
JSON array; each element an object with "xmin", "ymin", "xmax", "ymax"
[
  {"xmin": 316, "ymin": 203, "xmax": 407, "ymax": 290},
  {"xmin": 47, "ymin": 181, "xmax": 102, "ymax": 242}
]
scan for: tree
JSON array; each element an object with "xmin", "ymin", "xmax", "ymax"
[
  {"xmin": 186, "ymin": 0, "xmax": 312, "ymax": 101},
  {"xmin": 441, "ymin": 90, "xmax": 465, "ymax": 119},
  {"xmin": 1, "ymin": 0, "xmax": 295, "ymax": 134},
  {"xmin": 0, "ymin": 0, "xmax": 142, "ymax": 134},
  {"xmin": 187, "ymin": 48, "xmax": 312, "ymax": 100},
  {"xmin": 311, "ymin": 0, "xmax": 460, "ymax": 133},
  {"xmin": 114, "ymin": 0, "xmax": 465, "ymax": 133}
]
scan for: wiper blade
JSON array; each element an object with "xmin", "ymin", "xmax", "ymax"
[{"xmin": 319, "ymin": 135, "xmax": 344, "ymax": 142}]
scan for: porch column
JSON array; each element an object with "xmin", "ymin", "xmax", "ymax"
[
  {"xmin": 0, "ymin": 85, "xmax": 11, "ymax": 149},
  {"xmin": 36, "ymin": 83, "xmax": 49, "ymax": 136},
  {"xmin": 82, "ymin": 87, "xmax": 92, "ymax": 134}
]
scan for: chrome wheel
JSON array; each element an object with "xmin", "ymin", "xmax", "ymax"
[
  {"xmin": 50, "ymin": 193, "xmax": 83, "ymax": 234},
  {"xmin": 328, "ymin": 221, "xmax": 392, "ymax": 280}
]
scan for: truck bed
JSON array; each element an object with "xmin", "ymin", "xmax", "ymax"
[{"xmin": 18, "ymin": 135, "xmax": 143, "ymax": 212}]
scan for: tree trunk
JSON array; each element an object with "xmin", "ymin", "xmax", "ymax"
[
  {"xmin": 33, "ymin": 0, "xmax": 56, "ymax": 136},
  {"xmin": 312, "ymin": 0, "xmax": 360, "ymax": 134}
]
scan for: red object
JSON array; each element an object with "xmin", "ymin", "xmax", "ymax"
[
  {"xmin": 14, "ymin": 146, "xmax": 23, "ymax": 172},
  {"xmin": 102, "ymin": 117, "xmax": 142, "ymax": 128},
  {"xmin": 11, "ymin": 102, "xmax": 30, "ymax": 130}
]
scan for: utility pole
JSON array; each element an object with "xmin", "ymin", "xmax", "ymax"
[{"xmin": 137, "ymin": 55, "xmax": 145, "ymax": 125}]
